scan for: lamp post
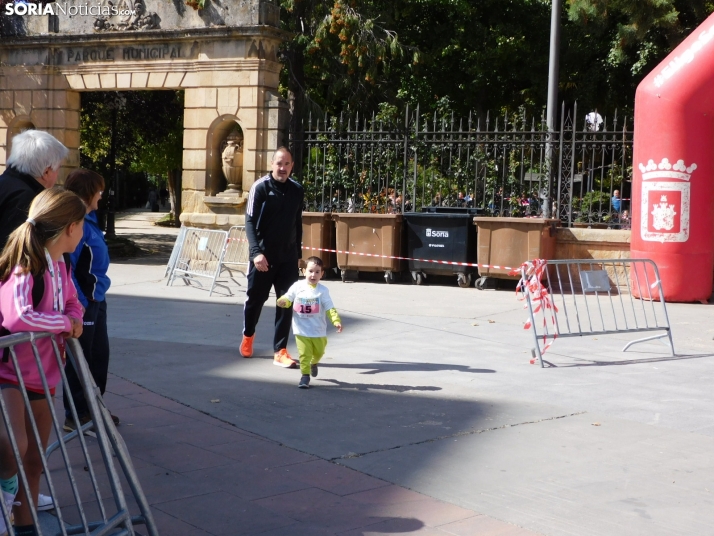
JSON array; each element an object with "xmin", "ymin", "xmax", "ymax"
[
  {"xmin": 104, "ymin": 92, "xmax": 125, "ymax": 237},
  {"xmin": 544, "ymin": 0, "xmax": 562, "ymax": 219}
]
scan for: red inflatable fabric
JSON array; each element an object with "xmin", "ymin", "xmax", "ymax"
[{"xmin": 632, "ymin": 13, "xmax": 714, "ymax": 302}]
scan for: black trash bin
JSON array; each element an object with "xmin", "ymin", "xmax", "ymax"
[{"xmin": 404, "ymin": 209, "xmax": 479, "ymax": 287}]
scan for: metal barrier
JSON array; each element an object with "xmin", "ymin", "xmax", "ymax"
[
  {"xmin": 164, "ymin": 225, "xmax": 188, "ymax": 278},
  {"xmin": 522, "ymin": 259, "xmax": 675, "ymax": 368},
  {"xmin": 0, "ymin": 333, "xmax": 158, "ymax": 536},
  {"xmin": 166, "ymin": 227, "xmax": 229, "ymax": 296},
  {"xmin": 218, "ymin": 226, "xmax": 250, "ymax": 286}
]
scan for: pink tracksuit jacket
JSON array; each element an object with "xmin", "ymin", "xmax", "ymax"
[{"xmin": 0, "ymin": 261, "xmax": 83, "ymax": 394}]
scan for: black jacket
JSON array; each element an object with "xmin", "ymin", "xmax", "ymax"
[
  {"xmin": 245, "ymin": 173, "xmax": 303, "ymax": 264},
  {"xmin": 0, "ymin": 166, "xmax": 44, "ymax": 248}
]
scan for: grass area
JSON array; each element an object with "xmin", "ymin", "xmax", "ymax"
[
  {"xmin": 106, "ymin": 235, "xmax": 143, "ymax": 258},
  {"xmin": 154, "ymin": 213, "xmax": 178, "ymax": 227}
]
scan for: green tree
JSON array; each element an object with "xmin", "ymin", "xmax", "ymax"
[
  {"xmin": 80, "ymin": 91, "xmax": 184, "ymax": 225},
  {"xmin": 563, "ymin": 0, "xmax": 714, "ymax": 114}
]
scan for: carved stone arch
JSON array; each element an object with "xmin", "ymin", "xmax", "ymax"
[
  {"xmin": 6, "ymin": 116, "xmax": 35, "ymax": 158},
  {"xmin": 205, "ymin": 114, "xmax": 244, "ymax": 196}
]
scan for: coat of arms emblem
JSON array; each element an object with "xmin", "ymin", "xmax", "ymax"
[
  {"xmin": 651, "ymin": 195, "xmax": 677, "ymax": 231},
  {"xmin": 639, "ymin": 158, "xmax": 691, "ymax": 243}
]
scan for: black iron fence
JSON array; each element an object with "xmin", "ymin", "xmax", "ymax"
[{"xmin": 289, "ymin": 102, "xmax": 633, "ymax": 228}]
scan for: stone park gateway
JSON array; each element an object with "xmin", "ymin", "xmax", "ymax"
[{"xmin": 0, "ymin": 0, "xmax": 288, "ymax": 227}]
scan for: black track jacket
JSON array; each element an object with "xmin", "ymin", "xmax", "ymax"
[
  {"xmin": 245, "ymin": 173, "xmax": 304, "ymax": 264},
  {"xmin": 0, "ymin": 166, "xmax": 44, "ymax": 248}
]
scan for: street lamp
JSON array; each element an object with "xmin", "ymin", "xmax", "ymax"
[
  {"xmin": 104, "ymin": 92, "xmax": 125, "ymax": 237},
  {"xmin": 544, "ymin": 0, "xmax": 562, "ymax": 219}
]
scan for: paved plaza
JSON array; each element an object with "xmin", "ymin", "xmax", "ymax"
[{"xmin": 98, "ymin": 211, "xmax": 714, "ymax": 535}]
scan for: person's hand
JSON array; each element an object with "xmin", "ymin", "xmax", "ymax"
[
  {"xmin": 67, "ymin": 316, "xmax": 83, "ymax": 338},
  {"xmin": 253, "ymin": 254, "xmax": 269, "ymax": 272},
  {"xmin": 276, "ymin": 297, "xmax": 288, "ymax": 308},
  {"xmin": 335, "ymin": 323, "xmax": 342, "ymax": 333}
]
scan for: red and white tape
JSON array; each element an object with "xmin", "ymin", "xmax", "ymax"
[
  {"xmin": 227, "ymin": 237, "xmax": 515, "ymax": 270},
  {"xmin": 509, "ymin": 259, "xmax": 558, "ymax": 363}
]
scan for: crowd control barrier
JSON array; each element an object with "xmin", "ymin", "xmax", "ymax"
[
  {"xmin": 164, "ymin": 225, "xmax": 188, "ymax": 278},
  {"xmin": 0, "ymin": 333, "xmax": 158, "ymax": 536},
  {"xmin": 520, "ymin": 259, "xmax": 675, "ymax": 368},
  {"xmin": 219, "ymin": 226, "xmax": 250, "ymax": 285},
  {"xmin": 166, "ymin": 227, "xmax": 230, "ymax": 296}
]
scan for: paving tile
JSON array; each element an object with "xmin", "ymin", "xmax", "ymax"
[
  {"xmin": 253, "ymin": 523, "xmax": 337, "ymax": 536},
  {"xmin": 101, "ymin": 391, "xmax": 146, "ymax": 410},
  {"xmin": 338, "ymin": 516, "xmax": 450, "ymax": 535},
  {"xmin": 168, "ymin": 403, "xmax": 234, "ymax": 425},
  {"xmin": 346, "ymin": 485, "xmax": 434, "ymax": 505},
  {"xmin": 253, "ymin": 487, "xmax": 381, "ymax": 533},
  {"xmin": 105, "ymin": 375, "xmax": 146, "ymax": 395},
  {"xmin": 115, "ymin": 405, "xmax": 190, "ymax": 428},
  {"xmin": 149, "ymin": 508, "xmax": 216, "ymax": 536},
  {"xmin": 207, "ymin": 438, "xmax": 317, "ymax": 468},
  {"xmin": 151, "ymin": 420, "xmax": 253, "ymax": 448},
  {"xmin": 183, "ymin": 461, "xmax": 311, "ymax": 501},
  {"xmin": 438, "ymin": 514, "xmax": 542, "ymax": 536},
  {"xmin": 125, "ymin": 390, "xmax": 194, "ymax": 412},
  {"xmin": 155, "ymin": 491, "xmax": 295, "ymax": 535},
  {"xmin": 130, "ymin": 465, "xmax": 224, "ymax": 505},
  {"xmin": 367, "ymin": 498, "xmax": 477, "ymax": 528},
  {"xmin": 277, "ymin": 459, "xmax": 390, "ymax": 496},
  {"xmin": 132, "ymin": 442, "xmax": 235, "ymax": 473}
]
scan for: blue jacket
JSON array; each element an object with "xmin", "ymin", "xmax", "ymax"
[{"xmin": 70, "ymin": 211, "xmax": 111, "ymax": 307}]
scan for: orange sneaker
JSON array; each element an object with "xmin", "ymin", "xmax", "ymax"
[
  {"xmin": 273, "ymin": 348, "xmax": 298, "ymax": 368},
  {"xmin": 240, "ymin": 334, "xmax": 254, "ymax": 358}
]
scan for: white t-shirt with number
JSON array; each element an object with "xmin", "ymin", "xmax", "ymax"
[{"xmin": 282, "ymin": 280, "xmax": 336, "ymax": 338}]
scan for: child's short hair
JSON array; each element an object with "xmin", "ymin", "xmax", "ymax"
[
  {"xmin": 65, "ymin": 168, "xmax": 105, "ymax": 206},
  {"xmin": 305, "ymin": 256, "xmax": 323, "ymax": 270}
]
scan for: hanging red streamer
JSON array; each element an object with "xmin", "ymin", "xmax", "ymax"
[{"xmin": 509, "ymin": 259, "xmax": 558, "ymax": 364}]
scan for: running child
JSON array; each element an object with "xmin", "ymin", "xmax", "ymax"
[
  {"xmin": 0, "ymin": 188, "xmax": 85, "ymax": 536},
  {"xmin": 276, "ymin": 256, "xmax": 342, "ymax": 389}
]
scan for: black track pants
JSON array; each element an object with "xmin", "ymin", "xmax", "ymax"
[{"xmin": 242, "ymin": 256, "xmax": 299, "ymax": 352}]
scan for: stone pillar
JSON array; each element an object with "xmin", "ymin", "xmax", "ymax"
[{"xmin": 0, "ymin": 67, "xmax": 78, "ymax": 181}]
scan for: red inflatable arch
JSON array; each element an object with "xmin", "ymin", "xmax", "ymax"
[{"xmin": 632, "ymin": 13, "xmax": 714, "ymax": 303}]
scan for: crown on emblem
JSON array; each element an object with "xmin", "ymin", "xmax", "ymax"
[{"xmin": 638, "ymin": 158, "xmax": 697, "ymax": 181}]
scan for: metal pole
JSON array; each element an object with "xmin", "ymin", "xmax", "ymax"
[
  {"xmin": 544, "ymin": 0, "xmax": 562, "ymax": 219},
  {"xmin": 105, "ymin": 104, "xmax": 118, "ymax": 237}
]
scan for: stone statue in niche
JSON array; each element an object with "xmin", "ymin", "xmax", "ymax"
[
  {"xmin": 94, "ymin": 0, "xmax": 161, "ymax": 32},
  {"xmin": 221, "ymin": 139, "xmax": 244, "ymax": 196}
]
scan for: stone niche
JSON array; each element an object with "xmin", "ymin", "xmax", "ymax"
[{"xmin": 0, "ymin": 0, "xmax": 289, "ymax": 229}]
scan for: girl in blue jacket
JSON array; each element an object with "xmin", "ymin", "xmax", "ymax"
[{"xmin": 63, "ymin": 169, "xmax": 119, "ymax": 430}]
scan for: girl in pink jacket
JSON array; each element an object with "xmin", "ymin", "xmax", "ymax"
[{"xmin": 0, "ymin": 188, "xmax": 85, "ymax": 536}]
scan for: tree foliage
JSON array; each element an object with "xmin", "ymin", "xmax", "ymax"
[{"xmin": 279, "ymin": 0, "xmax": 714, "ymax": 119}]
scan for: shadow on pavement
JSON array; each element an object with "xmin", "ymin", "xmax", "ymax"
[{"xmin": 320, "ymin": 360, "xmax": 496, "ymax": 375}]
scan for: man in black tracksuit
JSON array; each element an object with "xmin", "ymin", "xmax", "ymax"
[{"xmin": 241, "ymin": 147, "xmax": 304, "ymax": 368}]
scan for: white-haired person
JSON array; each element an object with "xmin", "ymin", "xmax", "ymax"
[{"xmin": 0, "ymin": 130, "xmax": 68, "ymax": 249}]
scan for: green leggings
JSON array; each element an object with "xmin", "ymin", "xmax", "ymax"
[{"xmin": 295, "ymin": 335, "xmax": 328, "ymax": 375}]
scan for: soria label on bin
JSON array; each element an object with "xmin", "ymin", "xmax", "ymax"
[{"xmin": 639, "ymin": 158, "xmax": 693, "ymax": 243}]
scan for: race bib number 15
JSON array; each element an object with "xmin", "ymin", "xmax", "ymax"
[{"xmin": 294, "ymin": 299, "xmax": 320, "ymax": 315}]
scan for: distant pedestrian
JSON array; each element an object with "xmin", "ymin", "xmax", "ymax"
[
  {"xmin": 277, "ymin": 256, "xmax": 342, "ymax": 389},
  {"xmin": 0, "ymin": 188, "xmax": 85, "ymax": 535},
  {"xmin": 63, "ymin": 169, "xmax": 120, "ymax": 432},
  {"xmin": 240, "ymin": 147, "xmax": 304, "ymax": 368},
  {"xmin": 147, "ymin": 188, "xmax": 159, "ymax": 212},
  {"xmin": 0, "ymin": 130, "xmax": 68, "ymax": 248},
  {"xmin": 611, "ymin": 190, "xmax": 621, "ymax": 213}
]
